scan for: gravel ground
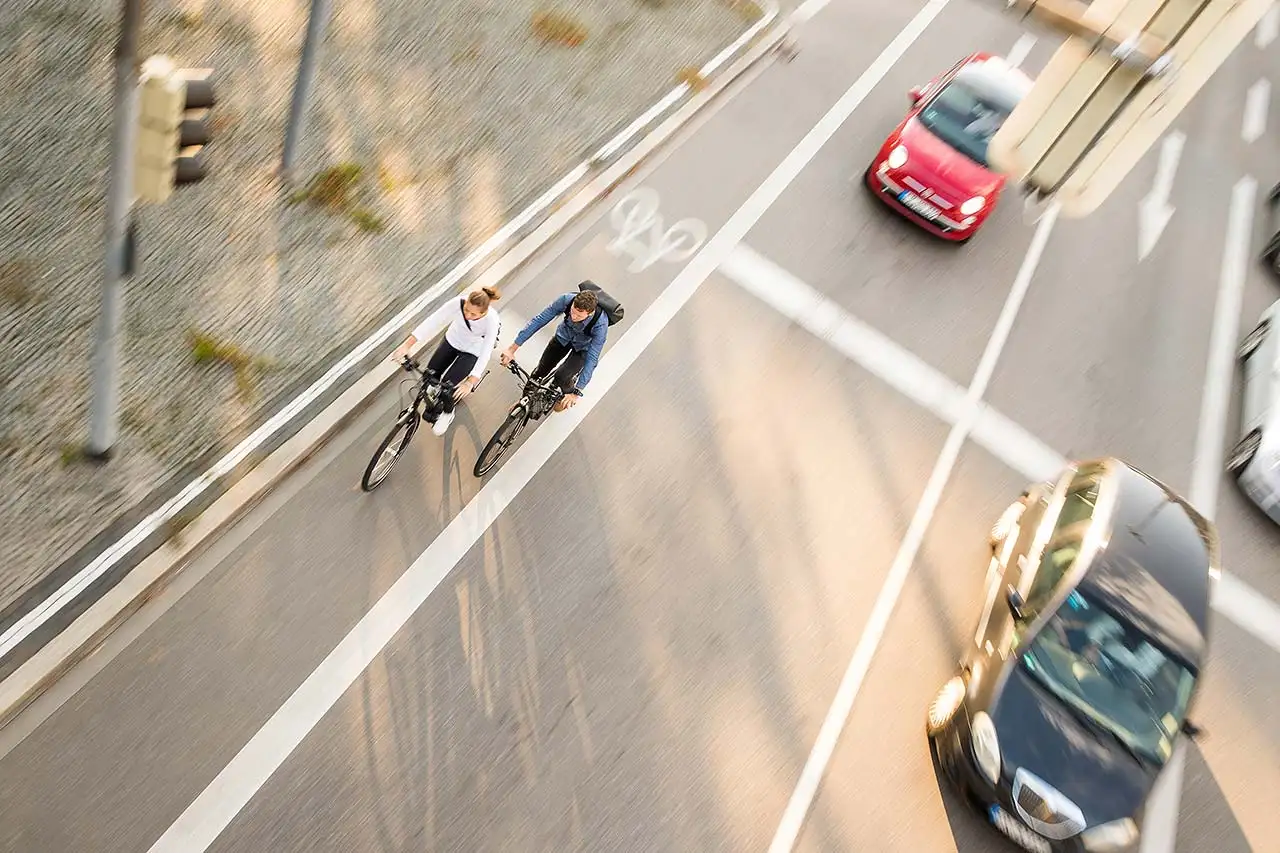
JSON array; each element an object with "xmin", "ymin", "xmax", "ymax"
[{"xmin": 0, "ymin": 0, "xmax": 765, "ymax": 615}]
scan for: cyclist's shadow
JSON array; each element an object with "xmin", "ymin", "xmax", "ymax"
[{"xmin": 437, "ymin": 398, "xmax": 495, "ymax": 518}]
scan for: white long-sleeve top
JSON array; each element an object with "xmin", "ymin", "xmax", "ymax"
[{"xmin": 410, "ymin": 297, "xmax": 501, "ymax": 380}]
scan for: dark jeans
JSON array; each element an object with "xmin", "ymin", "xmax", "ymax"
[
  {"xmin": 530, "ymin": 337, "xmax": 585, "ymax": 395},
  {"xmin": 425, "ymin": 340, "xmax": 477, "ymax": 413}
]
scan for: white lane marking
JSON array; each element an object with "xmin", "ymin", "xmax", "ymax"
[
  {"xmin": 733, "ymin": 230, "xmax": 1280, "ymax": 853},
  {"xmin": 1189, "ymin": 177, "xmax": 1259, "ymax": 519},
  {"xmin": 764, "ymin": 202, "xmax": 1060, "ymax": 852},
  {"xmin": 722, "ymin": 243, "xmax": 1067, "ymax": 485},
  {"xmin": 720, "ymin": 245, "xmax": 969, "ymax": 422},
  {"xmin": 722, "ymin": 240, "xmax": 1280, "ymax": 657},
  {"xmin": 1215, "ymin": 574, "xmax": 1280, "ymax": 653},
  {"xmin": 146, "ymin": 3, "xmax": 949, "ymax": 847},
  {"xmin": 1257, "ymin": 5, "xmax": 1279, "ymax": 49},
  {"xmin": 793, "ymin": 0, "xmax": 832, "ymax": 24},
  {"xmin": 1242, "ymin": 79, "xmax": 1271, "ymax": 144},
  {"xmin": 1006, "ymin": 33, "xmax": 1037, "ymax": 69},
  {"xmin": 1144, "ymin": 175, "xmax": 1262, "ymax": 853},
  {"xmin": 0, "ymin": 0, "xmax": 785, "ymax": 669}
]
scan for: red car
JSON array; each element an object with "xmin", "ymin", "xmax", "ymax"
[{"xmin": 866, "ymin": 52, "xmax": 1032, "ymax": 242}]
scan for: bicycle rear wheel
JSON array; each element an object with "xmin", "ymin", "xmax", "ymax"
[
  {"xmin": 474, "ymin": 405, "xmax": 528, "ymax": 477},
  {"xmin": 361, "ymin": 412, "xmax": 420, "ymax": 491}
]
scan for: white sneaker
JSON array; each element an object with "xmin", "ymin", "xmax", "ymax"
[{"xmin": 432, "ymin": 411, "xmax": 455, "ymax": 436}]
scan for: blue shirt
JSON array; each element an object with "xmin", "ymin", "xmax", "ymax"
[{"xmin": 513, "ymin": 292, "xmax": 609, "ymax": 393}]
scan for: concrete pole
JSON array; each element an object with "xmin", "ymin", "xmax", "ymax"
[{"xmin": 87, "ymin": 0, "xmax": 144, "ymax": 460}]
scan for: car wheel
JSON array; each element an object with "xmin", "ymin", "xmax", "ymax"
[
  {"xmin": 1226, "ymin": 430, "xmax": 1262, "ymax": 476},
  {"xmin": 1239, "ymin": 320, "xmax": 1270, "ymax": 360},
  {"xmin": 926, "ymin": 675, "xmax": 966, "ymax": 738}
]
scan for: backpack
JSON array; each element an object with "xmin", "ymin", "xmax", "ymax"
[{"xmin": 564, "ymin": 280, "xmax": 624, "ymax": 333}]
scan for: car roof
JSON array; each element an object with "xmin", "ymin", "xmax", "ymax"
[
  {"xmin": 1077, "ymin": 459, "xmax": 1218, "ymax": 668},
  {"xmin": 953, "ymin": 55, "xmax": 1034, "ymax": 107}
]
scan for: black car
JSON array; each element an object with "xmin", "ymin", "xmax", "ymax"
[
  {"xmin": 1264, "ymin": 181, "xmax": 1280, "ymax": 277},
  {"xmin": 926, "ymin": 458, "xmax": 1220, "ymax": 853}
]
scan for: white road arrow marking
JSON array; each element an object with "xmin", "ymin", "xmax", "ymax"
[
  {"xmin": 1138, "ymin": 131, "xmax": 1185, "ymax": 261},
  {"xmin": 1257, "ymin": 4, "xmax": 1278, "ymax": 49},
  {"xmin": 1243, "ymin": 78, "xmax": 1271, "ymax": 144}
]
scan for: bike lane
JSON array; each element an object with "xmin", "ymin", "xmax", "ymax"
[{"xmin": 0, "ymin": 2, "xmax": 947, "ymax": 850}]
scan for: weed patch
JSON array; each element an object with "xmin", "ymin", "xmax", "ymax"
[
  {"xmin": 160, "ymin": 9, "xmax": 204, "ymax": 29},
  {"xmin": 290, "ymin": 162, "xmax": 363, "ymax": 211},
  {"xmin": 725, "ymin": 0, "xmax": 764, "ymax": 21},
  {"xmin": 532, "ymin": 10, "xmax": 588, "ymax": 47},
  {"xmin": 349, "ymin": 207, "xmax": 386, "ymax": 233},
  {"xmin": 188, "ymin": 329, "xmax": 274, "ymax": 403},
  {"xmin": 59, "ymin": 443, "xmax": 83, "ymax": 467},
  {"xmin": 0, "ymin": 258, "xmax": 39, "ymax": 306},
  {"xmin": 677, "ymin": 67, "xmax": 708, "ymax": 91},
  {"xmin": 289, "ymin": 163, "xmax": 388, "ymax": 235},
  {"xmin": 162, "ymin": 508, "xmax": 199, "ymax": 549}
]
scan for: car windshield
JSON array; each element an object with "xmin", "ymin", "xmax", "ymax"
[
  {"xmin": 916, "ymin": 76, "xmax": 1015, "ymax": 167},
  {"xmin": 1019, "ymin": 588, "xmax": 1196, "ymax": 766}
]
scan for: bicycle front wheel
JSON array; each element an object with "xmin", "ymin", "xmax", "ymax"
[
  {"xmin": 361, "ymin": 412, "xmax": 420, "ymax": 492},
  {"xmin": 474, "ymin": 405, "xmax": 528, "ymax": 477}
]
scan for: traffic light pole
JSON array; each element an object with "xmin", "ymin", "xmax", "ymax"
[
  {"xmin": 280, "ymin": 0, "xmax": 334, "ymax": 180},
  {"xmin": 87, "ymin": 0, "xmax": 144, "ymax": 461}
]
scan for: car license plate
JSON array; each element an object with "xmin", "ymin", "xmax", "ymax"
[
  {"xmin": 897, "ymin": 190, "xmax": 939, "ymax": 220},
  {"xmin": 989, "ymin": 805, "xmax": 1051, "ymax": 853}
]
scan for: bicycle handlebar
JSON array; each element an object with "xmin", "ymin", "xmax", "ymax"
[{"xmin": 501, "ymin": 359, "xmax": 567, "ymax": 400}]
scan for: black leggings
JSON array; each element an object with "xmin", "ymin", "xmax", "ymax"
[
  {"xmin": 425, "ymin": 340, "xmax": 478, "ymax": 413},
  {"xmin": 530, "ymin": 337, "xmax": 586, "ymax": 394}
]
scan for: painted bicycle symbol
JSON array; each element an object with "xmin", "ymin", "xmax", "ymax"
[{"xmin": 606, "ymin": 187, "xmax": 707, "ymax": 273}]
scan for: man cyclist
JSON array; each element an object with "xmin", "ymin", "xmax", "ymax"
[
  {"xmin": 500, "ymin": 288, "xmax": 607, "ymax": 412},
  {"xmin": 391, "ymin": 286, "xmax": 502, "ymax": 435}
]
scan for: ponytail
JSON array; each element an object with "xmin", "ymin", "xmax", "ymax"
[{"xmin": 467, "ymin": 286, "xmax": 501, "ymax": 311}]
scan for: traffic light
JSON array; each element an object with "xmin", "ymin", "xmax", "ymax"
[
  {"xmin": 990, "ymin": 0, "xmax": 1275, "ymax": 217},
  {"xmin": 134, "ymin": 55, "xmax": 216, "ymax": 204}
]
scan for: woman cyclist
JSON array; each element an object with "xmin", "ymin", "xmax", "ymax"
[{"xmin": 391, "ymin": 286, "xmax": 502, "ymax": 436}]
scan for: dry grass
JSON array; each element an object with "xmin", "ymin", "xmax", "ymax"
[
  {"xmin": 532, "ymin": 10, "xmax": 588, "ymax": 47},
  {"xmin": 0, "ymin": 258, "xmax": 39, "ymax": 306},
  {"xmin": 188, "ymin": 329, "xmax": 274, "ymax": 402},
  {"xmin": 676, "ymin": 67, "xmax": 708, "ymax": 91}
]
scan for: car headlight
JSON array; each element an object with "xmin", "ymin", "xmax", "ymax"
[
  {"xmin": 887, "ymin": 144, "xmax": 908, "ymax": 169},
  {"xmin": 1081, "ymin": 818, "xmax": 1139, "ymax": 851},
  {"xmin": 970, "ymin": 711, "xmax": 1001, "ymax": 783},
  {"xmin": 960, "ymin": 195, "xmax": 986, "ymax": 215}
]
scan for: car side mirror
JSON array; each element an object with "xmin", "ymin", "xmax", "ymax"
[
  {"xmin": 909, "ymin": 85, "xmax": 924, "ymax": 104},
  {"xmin": 1005, "ymin": 585, "xmax": 1027, "ymax": 621},
  {"xmin": 1182, "ymin": 719, "xmax": 1205, "ymax": 740}
]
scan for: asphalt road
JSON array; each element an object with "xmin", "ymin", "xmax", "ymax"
[{"xmin": 2, "ymin": 0, "xmax": 1278, "ymax": 851}]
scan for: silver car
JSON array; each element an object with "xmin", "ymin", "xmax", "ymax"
[{"xmin": 1230, "ymin": 298, "xmax": 1280, "ymax": 521}]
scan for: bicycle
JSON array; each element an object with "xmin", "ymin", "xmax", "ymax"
[
  {"xmin": 360, "ymin": 356, "xmax": 487, "ymax": 492},
  {"xmin": 473, "ymin": 359, "xmax": 566, "ymax": 477}
]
